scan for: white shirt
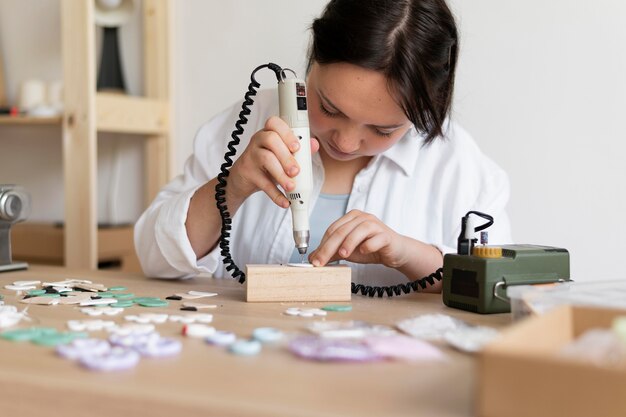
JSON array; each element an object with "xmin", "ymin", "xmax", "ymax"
[{"xmin": 134, "ymin": 89, "xmax": 512, "ymax": 286}]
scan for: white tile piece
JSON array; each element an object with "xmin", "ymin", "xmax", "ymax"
[
  {"xmin": 169, "ymin": 313, "xmax": 213, "ymax": 324},
  {"xmin": 124, "ymin": 314, "xmax": 169, "ymax": 324},
  {"xmin": 302, "ymin": 308, "xmax": 328, "ymax": 316},
  {"xmin": 252, "ymin": 327, "xmax": 284, "ymax": 343},
  {"xmin": 57, "ymin": 294, "xmax": 94, "ymax": 305},
  {"xmin": 283, "ymin": 307, "xmax": 327, "ymax": 317},
  {"xmin": 0, "ymin": 313, "xmax": 24, "ymax": 328},
  {"xmin": 307, "ymin": 321, "xmax": 397, "ymax": 339},
  {"xmin": 205, "ymin": 331, "xmax": 237, "ymax": 346},
  {"xmin": 173, "ymin": 293, "xmax": 210, "ymax": 300},
  {"xmin": 42, "ymin": 281, "xmax": 70, "ymax": 287},
  {"xmin": 181, "ymin": 302, "xmax": 218, "ymax": 309},
  {"xmin": 107, "ymin": 323, "xmax": 156, "ymax": 335},
  {"xmin": 187, "ymin": 291, "xmax": 218, "ymax": 297},
  {"xmin": 19, "ymin": 297, "xmax": 60, "ymax": 305},
  {"xmin": 80, "ymin": 307, "xmax": 124, "ymax": 316},
  {"xmin": 79, "ymin": 298, "xmax": 118, "ymax": 306},
  {"xmin": 287, "ymin": 263, "xmax": 314, "ymax": 268},
  {"xmin": 13, "ymin": 280, "xmax": 41, "ymax": 287},
  {"xmin": 443, "ymin": 326, "xmax": 499, "ymax": 353},
  {"xmin": 74, "ymin": 283, "xmax": 107, "ymax": 292},
  {"xmin": 396, "ymin": 314, "xmax": 467, "ymax": 341},
  {"xmin": 284, "ymin": 308, "xmax": 301, "ymax": 316},
  {"xmin": 4, "ymin": 285, "xmax": 37, "ymax": 291},
  {"xmin": 0, "ymin": 305, "xmax": 26, "ymax": 329},
  {"xmin": 42, "ymin": 279, "xmax": 92, "ymax": 287},
  {"xmin": 168, "ymin": 315, "xmax": 196, "ymax": 324},
  {"xmin": 67, "ymin": 319, "xmax": 117, "ymax": 332}
]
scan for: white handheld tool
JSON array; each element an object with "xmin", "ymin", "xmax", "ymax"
[{"xmin": 278, "ymin": 77, "xmax": 313, "ymax": 256}]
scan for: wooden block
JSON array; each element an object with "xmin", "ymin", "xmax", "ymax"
[{"xmin": 246, "ymin": 264, "xmax": 351, "ymax": 302}]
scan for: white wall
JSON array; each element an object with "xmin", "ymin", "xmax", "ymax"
[
  {"xmin": 448, "ymin": 0, "xmax": 626, "ymax": 281},
  {"xmin": 1, "ymin": 0, "xmax": 625, "ymax": 281},
  {"xmin": 173, "ymin": 0, "xmax": 328, "ymax": 170}
]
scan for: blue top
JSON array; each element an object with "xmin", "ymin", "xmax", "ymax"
[{"xmin": 289, "ymin": 193, "xmax": 350, "ymax": 263}]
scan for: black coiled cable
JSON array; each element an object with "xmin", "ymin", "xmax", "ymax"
[
  {"xmin": 215, "ymin": 63, "xmax": 283, "ymax": 283},
  {"xmin": 215, "ymin": 64, "xmax": 445, "ymax": 296},
  {"xmin": 351, "ymin": 268, "xmax": 444, "ymax": 298}
]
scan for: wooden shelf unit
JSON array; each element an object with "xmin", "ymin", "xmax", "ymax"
[
  {"xmin": 63, "ymin": 0, "xmax": 172, "ymax": 270},
  {"xmin": 0, "ymin": 115, "xmax": 62, "ymax": 125},
  {"xmin": 1, "ymin": 0, "xmax": 173, "ymax": 271}
]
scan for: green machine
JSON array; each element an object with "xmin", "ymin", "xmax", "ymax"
[{"xmin": 442, "ymin": 244, "xmax": 570, "ymax": 314}]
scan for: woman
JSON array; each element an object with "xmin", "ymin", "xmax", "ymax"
[{"xmin": 135, "ymin": 0, "xmax": 512, "ymax": 293}]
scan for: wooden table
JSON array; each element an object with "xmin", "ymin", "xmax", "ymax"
[{"xmin": 0, "ymin": 266, "xmax": 510, "ymax": 417}]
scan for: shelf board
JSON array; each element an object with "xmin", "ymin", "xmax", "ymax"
[
  {"xmin": 0, "ymin": 115, "xmax": 62, "ymax": 126},
  {"xmin": 96, "ymin": 92, "xmax": 169, "ymax": 135},
  {"xmin": 0, "ymin": 94, "xmax": 169, "ymax": 135},
  {"xmin": 11, "ymin": 222, "xmax": 136, "ymax": 262}
]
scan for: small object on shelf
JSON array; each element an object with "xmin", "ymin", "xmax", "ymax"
[
  {"xmin": 10, "ymin": 78, "xmax": 63, "ymax": 117},
  {"xmin": 18, "ymin": 79, "xmax": 46, "ymax": 111},
  {"xmin": 0, "ymin": 106, "xmax": 19, "ymax": 116},
  {"xmin": 94, "ymin": 0, "xmax": 135, "ymax": 92},
  {"xmin": 0, "ymin": 185, "xmax": 31, "ymax": 272}
]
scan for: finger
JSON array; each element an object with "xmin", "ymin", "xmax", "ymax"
[
  {"xmin": 337, "ymin": 220, "xmax": 382, "ymax": 258},
  {"xmin": 310, "ymin": 246, "xmax": 343, "ymax": 266},
  {"xmin": 312, "ymin": 216, "xmax": 366, "ymax": 266},
  {"xmin": 308, "ymin": 246, "xmax": 339, "ymax": 264},
  {"xmin": 308, "ymin": 248, "xmax": 321, "ymax": 265},
  {"xmin": 255, "ymin": 174, "xmax": 289, "ymax": 208},
  {"xmin": 253, "ymin": 149, "xmax": 296, "ymax": 193},
  {"xmin": 310, "ymin": 137, "xmax": 320, "ymax": 154},
  {"xmin": 264, "ymin": 116, "xmax": 300, "ymax": 154},
  {"xmin": 256, "ymin": 129, "xmax": 300, "ymax": 179},
  {"xmin": 317, "ymin": 210, "xmax": 364, "ymax": 249},
  {"xmin": 357, "ymin": 232, "xmax": 390, "ymax": 255},
  {"xmin": 310, "ymin": 236, "xmax": 342, "ymax": 267}
]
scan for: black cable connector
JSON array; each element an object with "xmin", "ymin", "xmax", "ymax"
[{"xmin": 456, "ymin": 211, "xmax": 494, "ymax": 255}]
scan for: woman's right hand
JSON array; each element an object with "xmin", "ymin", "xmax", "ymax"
[
  {"xmin": 227, "ymin": 116, "xmax": 318, "ymax": 208},
  {"xmin": 186, "ymin": 116, "xmax": 318, "ymax": 259}
]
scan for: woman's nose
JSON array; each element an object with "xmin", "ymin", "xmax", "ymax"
[{"xmin": 334, "ymin": 129, "xmax": 361, "ymax": 153}]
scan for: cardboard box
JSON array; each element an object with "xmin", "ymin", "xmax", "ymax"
[{"xmin": 479, "ymin": 306, "xmax": 626, "ymax": 417}]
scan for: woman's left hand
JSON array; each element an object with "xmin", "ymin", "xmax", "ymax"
[{"xmin": 308, "ymin": 209, "xmax": 409, "ymax": 269}]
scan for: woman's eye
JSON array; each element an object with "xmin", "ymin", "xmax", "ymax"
[
  {"xmin": 318, "ymin": 99, "xmax": 397, "ymax": 138},
  {"xmin": 374, "ymin": 129, "xmax": 393, "ymax": 137},
  {"xmin": 319, "ymin": 103, "xmax": 338, "ymax": 117}
]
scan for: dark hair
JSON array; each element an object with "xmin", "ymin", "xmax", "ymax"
[{"xmin": 308, "ymin": 0, "xmax": 459, "ymax": 144}]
